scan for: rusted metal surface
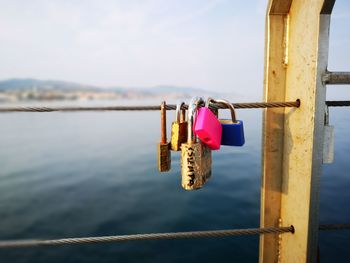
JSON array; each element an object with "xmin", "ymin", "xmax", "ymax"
[
  {"xmin": 260, "ymin": 0, "xmax": 335, "ymax": 262},
  {"xmin": 158, "ymin": 101, "xmax": 171, "ymax": 172}
]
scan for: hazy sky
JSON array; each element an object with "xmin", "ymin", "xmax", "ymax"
[{"xmin": 0, "ymin": 0, "xmax": 349, "ymax": 98}]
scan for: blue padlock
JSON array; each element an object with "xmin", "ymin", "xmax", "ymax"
[{"xmin": 213, "ymin": 99, "xmax": 245, "ymax": 146}]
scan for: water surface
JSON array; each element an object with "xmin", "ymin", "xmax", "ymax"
[{"xmin": 0, "ymin": 100, "xmax": 349, "ymax": 262}]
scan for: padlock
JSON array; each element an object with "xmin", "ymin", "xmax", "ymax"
[
  {"xmin": 323, "ymin": 105, "xmax": 334, "ymax": 164},
  {"xmin": 157, "ymin": 101, "xmax": 171, "ymax": 172},
  {"xmin": 193, "ymin": 97, "xmax": 222, "ymax": 150},
  {"xmin": 214, "ymin": 99, "xmax": 245, "ymax": 146},
  {"xmin": 181, "ymin": 97, "xmax": 212, "ymax": 190},
  {"xmin": 170, "ymin": 102, "xmax": 187, "ymax": 151}
]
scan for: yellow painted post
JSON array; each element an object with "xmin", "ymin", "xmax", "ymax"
[{"xmin": 260, "ymin": 0, "xmax": 335, "ymax": 262}]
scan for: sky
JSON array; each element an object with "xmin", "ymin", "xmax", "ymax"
[{"xmin": 0, "ymin": 0, "xmax": 349, "ymax": 99}]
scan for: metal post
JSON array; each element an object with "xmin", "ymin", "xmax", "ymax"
[
  {"xmin": 323, "ymin": 71, "xmax": 350, "ymax": 84},
  {"xmin": 260, "ymin": 0, "xmax": 335, "ymax": 262}
]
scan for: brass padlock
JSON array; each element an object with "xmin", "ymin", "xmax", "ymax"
[
  {"xmin": 158, "ymin": 101, "xmax": 171, "ymax": 172},
  {"xmin": 181, "ymin": 97, "xmax": 212, "ymax": 190},
  {"xmin": 170, "ymin": 102, "xmax": 187, "ymax": 151}
]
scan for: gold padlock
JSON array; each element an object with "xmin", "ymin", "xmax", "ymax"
[
  {"xmin": 157, "ymin": 101, "xmax": 171, "ymax": 172},
  {"xmin": 170, "ymin": 102, "xmax": 187, "ymax": 151},
  {"xmin": 181, "ymin": 97, "xmax": 212, "ymax": 190}
]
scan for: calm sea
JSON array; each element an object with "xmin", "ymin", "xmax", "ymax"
[{"xmin": 0, "ymin": 99, "xmax": 349, "ymax": 262}]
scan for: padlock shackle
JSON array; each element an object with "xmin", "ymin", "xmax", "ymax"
[
  {"xmin": 206, "ymin": 97, "xmax": 214, "ymax": 107},
  {"xmin": 206, "ymin": 97, "xmax": 219, "ymax": 117},
  {"xmin": 212, "ymin": 99, "xmax": 237, "ymax": 123},
  {"xmin": 175, "ymin": 102, "xmax": 186, "ymax": 122},
  {"xmin": 187, "ymin": 97, "xmax": 204, "ymax": 143}
]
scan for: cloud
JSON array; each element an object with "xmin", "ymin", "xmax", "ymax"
[
  {"xmin": 0, "ymin": 0, "xmax": 347, "ymax": 99},
  {"xmin": 151, "ymin": 0, "xmax": 225, "ymax": 34}
]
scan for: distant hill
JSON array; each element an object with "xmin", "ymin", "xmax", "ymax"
[
  {"xmin": 0, "ymin": 78, "xmax": 211, "ymax": 93},
  {"xmin": 0, "ymin": 78, "xmax": 99, "ymax": 91},
  {"xmin": 0, "ymin": 78, "xmax": 238, "ymax": 102}
]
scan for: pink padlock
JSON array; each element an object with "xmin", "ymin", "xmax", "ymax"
[{"xmin": 193, "ymin": 98, "xmax": 222, "ymax": 150}]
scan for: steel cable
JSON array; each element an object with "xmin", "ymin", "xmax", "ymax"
[
  {"xmin": 0, "ymin": 226, "xmax": 294, "ymax": 248},
  {"xmin": 1, "ymin": 100, "xmax": 350, "ymax": 112},
  {"xmin": 1, "ymin": 224, "xmax": 350, "ymax": 248},
  {"xmin": 326, "ymin": 101, "xmax": 350, "ymax": 107},
  {"xmin": 0, "ymin": 100, "xmax": 300, "ymax": 112}
]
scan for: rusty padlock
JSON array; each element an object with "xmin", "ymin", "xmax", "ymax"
[{"xmin": 157, "ymin": 101, "xmax": 171, "ymax": 172}]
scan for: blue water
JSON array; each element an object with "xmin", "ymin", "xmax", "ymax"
[{"xmin": 0, "ymin": 100, "xmax": 349, "ymax": 262}]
